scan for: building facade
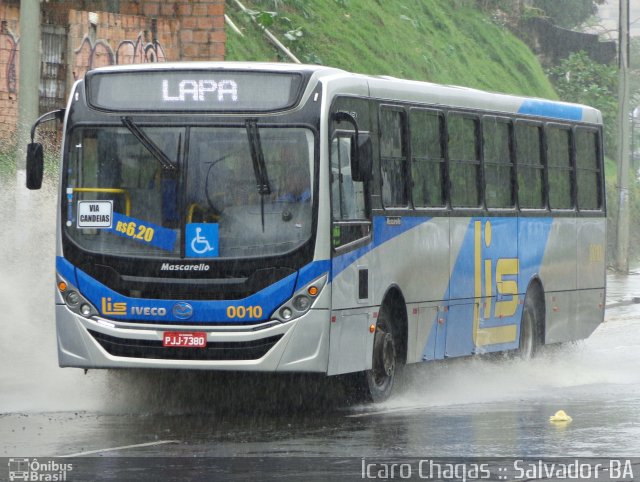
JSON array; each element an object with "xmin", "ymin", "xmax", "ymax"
[{"xmin": 0, "ymin": 0, "xmax": 226, "ymax": 141}]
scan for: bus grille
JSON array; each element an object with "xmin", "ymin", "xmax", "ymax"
[{"xmin": 88, "ymin": 330, "xmax": 282, "ymax": 361}]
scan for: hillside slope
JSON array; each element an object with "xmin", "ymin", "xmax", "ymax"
[{"xmin": 225, "ymin": 0, "xmax": 557, "ymax": 99}]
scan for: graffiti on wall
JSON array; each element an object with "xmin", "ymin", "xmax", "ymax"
[
  {"xmin": 117, "ymin": 33, "xmax": 166, "ymax": 64},
  {"xmin": 0, "ymin": 21, "xmax": 18, "ymax": 94},
  {"xmin": 74, "ymin": 31, "xmax": 166, "ymax": 80}
]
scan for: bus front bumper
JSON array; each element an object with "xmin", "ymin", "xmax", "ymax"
[{"xmin": 55, "ymin": 305, "xmax": 330, "ymax": 373}]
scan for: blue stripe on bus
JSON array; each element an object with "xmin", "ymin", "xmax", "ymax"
[
  {"xmin": 64, "ymin": 258, "xmax": 331, "ymax": 323},
  {"xmin": 295, "ymin": 260, "xmax": 331, "ymax": 291},
  {"xmin": 332, "ymin": 216, "xmax": 432, "ymax": 279},
  {"xmin": 74, "ymin": 266, "xmax": 298, "ymax": 322},
  {"xmin": 518, "ymin": 99, "xmax": 583, "ymax": 121},
  {"xmin": 56, "ymin": 256, "xmax": 78, "ymax": 287}
]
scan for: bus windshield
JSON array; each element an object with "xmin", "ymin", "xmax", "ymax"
[{"xmin": 64, "ymin": 125, "xmax": 314, "ymax": 259}]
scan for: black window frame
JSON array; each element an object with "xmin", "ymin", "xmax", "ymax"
[
  {"xmin": 574, "ymin": 126, "xmax": 604, "ymax": 212},
  {"xmin": 447, "ymin": 111, "xmax": 482, "ymax": 210},
  {"xmin": 408, "ymin": 107, "xmax": 448, "ymax": 210},
  {"xmin": 514, "ymin": 119, "xmax": 546, "ymax": 211},
  {"xmin": 545, "ymin": 122, "xmax": 575, "ymax": 212},
  {"xmin": 482, "ymin": 115, "xmax": 516, "ymax": 211},
  {"xmin": 379, "ymin": 105, "xmax": 410, "ymax": 210}
]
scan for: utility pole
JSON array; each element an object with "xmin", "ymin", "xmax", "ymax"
[
  {"xmin": 16, "ymin": 0, "xmax": 41, "ymax": 171},
  {"xmin": 615, "ymin": 0, "xmax": 631, "ymax": 273}
]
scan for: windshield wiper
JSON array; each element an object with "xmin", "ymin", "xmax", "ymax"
[
  {"xmin": 245, "ymin": 120, "xmax": 271, "ymax": 195},
  {"xmin": 121, "ymin": 116, "xmax": 177, "ymax": 171},
  {"xmin": 246, "ymin": 120, "xmax": 271, "ymax": 231}
]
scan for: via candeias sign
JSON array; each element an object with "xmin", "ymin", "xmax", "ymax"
[{"xmin": 77, "ymin": 201, "xmax": 113, "ymax": 228}]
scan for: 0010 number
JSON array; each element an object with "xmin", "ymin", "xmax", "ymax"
[{"xmin": 227, "ymin": 305, "xmax": 263, "ymax": 319}]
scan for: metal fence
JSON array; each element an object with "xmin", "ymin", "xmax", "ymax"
[{"xmin": 39, "ymin": 24, "xmax": 68, "ymax": 115}]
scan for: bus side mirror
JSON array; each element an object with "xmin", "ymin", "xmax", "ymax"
[
  {"xmin": 26, "ymin": 142, "xmax": 44, "ymax": 190},
  {"xmin": 25, "ymin": 108, "xmax": 65, "ymax": 190},
  {"xmin": 351, "ymin": 133, "xmax": 372, "ymax": 182}
]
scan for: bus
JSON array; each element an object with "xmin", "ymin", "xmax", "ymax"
[{"xmin": 26, "ymin": 62, "xmax": 605, "ymax": 401}]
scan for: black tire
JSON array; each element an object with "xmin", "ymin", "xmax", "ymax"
[
  {"xmin": 517, "ymin": 293, "xmax": 541, "ymax": 359},
  {"xmin": 365, "ymin": 313, "xmax": 401, "ymax": 402}
]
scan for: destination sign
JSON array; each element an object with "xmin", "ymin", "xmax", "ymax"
[{"xmin": 85, "ymin": 70, "xmax": 304, "ymax": 112}]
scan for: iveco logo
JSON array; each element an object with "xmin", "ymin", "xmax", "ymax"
[{"xmin": 173, "ymin": 302, "xmax": 194, "ymax": 320}]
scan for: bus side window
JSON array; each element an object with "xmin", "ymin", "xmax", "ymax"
[
  {"xmin": 515, "ymin": 122, "xmax": 545, "ymax": 209},
  {"xmin": 546, "ymin": 125, "xmax": 573, "ymax": 210},
  {"xmin": 483, "ymin": 117, "xmax": 514, "ymax": 209},
  {"xmin": 380, "ymin": 107, "xmax": 408, "ymax": 208},
  {"xmin": 575, "ymin": 128, "xmax": 601, "ymax": 210},
  {"xmin": 448, "ymin": 113, "xmax": 481, "ymax": 208},
  {"xmin": 410, "ymin": 109, "xmax": 446, "ymax": 208}
]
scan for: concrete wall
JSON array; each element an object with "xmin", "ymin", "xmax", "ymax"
[{"xmin": 0, "ymin": 3, "xmax": 19, "ymax": 141}]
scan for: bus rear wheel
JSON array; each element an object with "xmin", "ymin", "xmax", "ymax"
[
  {"xmin": 517, "ymin": 293, "xmax": 542, "ymax": 359},
  {"xmin": 365, "ymin": 315, "xmax": 399, "ymax": 402}
]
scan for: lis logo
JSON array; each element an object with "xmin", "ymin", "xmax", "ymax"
[
  {"xmin": 473, "ymin": 220, "xmax": 519, "ymax": 346},
  {"xmin": 101, "ymin": 297, "xmax": 127, "ymax": 316}
]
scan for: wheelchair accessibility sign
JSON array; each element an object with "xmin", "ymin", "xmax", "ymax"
[{"xmin": 186, "ymin": 223, "xmax": 219, "ymax": 258}]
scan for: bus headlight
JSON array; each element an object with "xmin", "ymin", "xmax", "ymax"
[
  {"xmin": 279, "ymin": 307, "xmax": 293, "ymax": 320},
  {"xmin": 66, "ymin": 291, "xmax": 81, "ymax": 306},
  {"xmin": 293, "ymin": 295, "xmax": 311, "ymax": 311},
  {"xmin": 273, "ymin": 273, "xmax": 327, "ymax": 323},
  {"xmin": 57, "ymin": 274, "xmax": 99, "ymax": 319}
]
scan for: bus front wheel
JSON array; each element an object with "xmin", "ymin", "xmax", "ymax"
[{"xmin": 365, "ymin": 314, "xmax": 399, "ymax": 402}]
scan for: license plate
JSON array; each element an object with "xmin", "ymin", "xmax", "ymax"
[{"xmin": 162, "ymin": 332, "xmax": 207, "ymax": 348}]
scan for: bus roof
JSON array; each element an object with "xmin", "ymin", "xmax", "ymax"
[{"xmin": 86, "ymin": 62, "xmax": 601, "ymax": 124}]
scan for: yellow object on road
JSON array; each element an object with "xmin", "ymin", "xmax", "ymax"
[{"xmin": 549, "ymin": 410, "xmax": 573, "ymax": 423}]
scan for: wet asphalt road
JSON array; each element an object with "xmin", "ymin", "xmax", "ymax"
[
  {"xmin": 2, "ymin": 180, "xmax": 640, "ymax": 480},
  {"xmin": 1, "ymin": 277, "xmax": 640, "ymax": 481}
]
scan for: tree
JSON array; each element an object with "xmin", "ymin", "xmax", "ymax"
[
  {"xmin": 547, "ymin": 51, "xmax": 618, "ymax": 154},
  {"xmin": 531, "ymin": 0, "xmax": 605, "ymax": 29}
]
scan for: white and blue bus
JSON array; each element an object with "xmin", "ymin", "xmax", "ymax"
[{"xmin": 26, "ymin": 63, "xmax": 605, "ymax": 401}]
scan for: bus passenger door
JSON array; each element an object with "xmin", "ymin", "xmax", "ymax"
[{"xmin": 327, "ymin": 131, "xmax": 373, "ymax": 375}]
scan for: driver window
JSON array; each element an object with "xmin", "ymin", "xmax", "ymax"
[
  {"xmin": 331, "ymin": 136, "xmax": 365, "ymax": 220},
  {"xmin": 331, "ymin": 135, "xmax": 369, "ymax": 249}
]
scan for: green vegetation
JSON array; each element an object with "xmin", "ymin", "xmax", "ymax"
[
  {"xmin": 529, "ymin": 0, "xmax": 603, "ymax": 29},
  {"xmin": 547, "ymin": 52, "xmax": 618, "ymax": 154},
  {"xmin": 547, "ymin": 52, "xmax": 640, "ymax": 263},
  {"xmin": 225, "ymin": 0, "xmax": 557, "ymax": 98},
  {"xmin": 226, "ymin": 0, "xmax": 640, "ymax": 264},
  {"xmin": 0, "ymin": 135, "xmax": 59, "ymax": 179},
  {"xmin": 0, "ymin": 138, "xmax": 17, "ymax": 178}
]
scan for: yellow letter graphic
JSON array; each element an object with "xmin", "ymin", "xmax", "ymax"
[
  {"xmin": 473, "ymin": 220, "xmax": 518, "ymax": 346},
  {"xmin": 495, "ymin": 259, "xmax": 519, "ymax": 318}
]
